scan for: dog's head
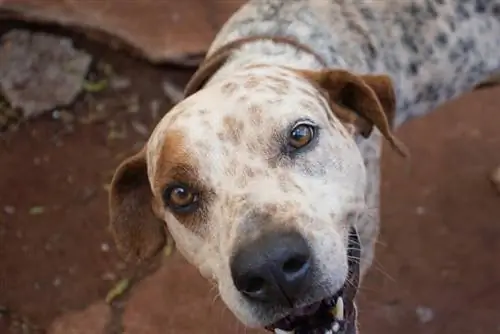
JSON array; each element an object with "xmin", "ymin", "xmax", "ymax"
[{"xmin": 108, "ymin": 65, "xmax": 405, "ymax": 334}]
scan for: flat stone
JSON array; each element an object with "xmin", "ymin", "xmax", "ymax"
[
  {"xmin": 123, "ymin": 253, "xmax": 264, "ymax": 334},
  {"xmin": 47, "ymin": 301, "xmax": 110, "ymax": 334},
  {"xmin": 0, "ymin": 30, "xmax": 92, "ymax": 118},
  {"xmin": 0, "ymin": 0, "xmax": 245, "ymax": 64}
]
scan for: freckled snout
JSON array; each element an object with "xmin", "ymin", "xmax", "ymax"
[{"xmin": 230, "ymin": 230, "xmax": 312, "ymax": 306}]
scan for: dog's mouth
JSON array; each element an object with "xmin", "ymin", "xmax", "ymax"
[{"xmin": 265, "ymin": 228, "xmax": 361, "ymax": 334}]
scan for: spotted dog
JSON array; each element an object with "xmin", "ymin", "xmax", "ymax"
[{"xmin": 107, "ymin": 1, "xmax": 500, "ymax": 333}]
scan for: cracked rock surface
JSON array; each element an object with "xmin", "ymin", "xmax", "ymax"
[{"xmin": 0, "ymin": 29, "xmax": 92, "ymax": 118}]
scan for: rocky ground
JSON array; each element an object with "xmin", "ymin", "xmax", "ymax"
[{"xmin": 1, "ymin": 21, "xmax": 500, "ymax": 334}]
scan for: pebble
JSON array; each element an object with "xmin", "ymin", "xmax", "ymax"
[
  {"xmin": 150, "ymin": 99, "xmax": 160, "ymax": 119},
  {"xmin": 53, "ymin": 277, "xmax": 62, "ymax": 287},
  {"xmin": 100, "ymin": 243, "xmax": 110, "ymax": 252},
  {"xmin": 415, "ymin": 206, "xmax": 426, "ymax": 215},
  {"xmin": 101, "ymin": 272, "xmax": 116, "ymax": 281},
  {"xmin": 415, "ymin": 306, "xmax": 434, "ymax": 324},
  {"xmin": 3, "ymin": 205, "xmax": 15, "ymax": 215},
  {"xmin": 131, "ymin": 121, "xmax": 149, "ymax": 136},
  {"xmin": 110, "ymin": 76, "xmax": 131, "ymax": 91}
]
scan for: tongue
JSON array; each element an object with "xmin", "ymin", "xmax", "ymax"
[{"xmin": 292, "ymin": 302, "xmax": 321, "ymax": 317}]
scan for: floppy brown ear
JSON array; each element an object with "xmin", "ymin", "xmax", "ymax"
[
  {"xmin": 108, "ymin": 150, "xmax": 166, "ymax": 263},
  {"xmin": 298, "ymin": 69, "xmax": 408, "ymax": 157}
]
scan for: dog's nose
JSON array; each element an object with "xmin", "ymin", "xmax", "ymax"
[{"xmin": 230, "ymin": 230, "xmax": 312, "ymax": 305}]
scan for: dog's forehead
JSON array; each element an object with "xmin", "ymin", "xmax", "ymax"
[{"xmin": 147, "ymin": 67, "xmax": 330, "ymax": 177}]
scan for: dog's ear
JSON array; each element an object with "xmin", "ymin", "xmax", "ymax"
[
  {"xmin": 298, "ymin": 69, "xmax": 408, "ymax": 157},
  {"xmin": 108, "ymin": 150, "xmax": 166, "ymax": 263}
]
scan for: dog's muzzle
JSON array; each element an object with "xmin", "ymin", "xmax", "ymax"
[{"xmin": 230, "ymin": 228, "xmax": 361, "ymax": 334}]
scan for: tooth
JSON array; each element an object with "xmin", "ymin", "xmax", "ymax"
[
  {"xmin": 274, "ymin": 329, "xmax": 294, "ymax": 334},
  {"xmin": 332, "ymin": 322, "xmax": 340, "ymax": 333},
  {"xmin": 334, "ymin": 296, "xmax": 344, "ymax": 321}
]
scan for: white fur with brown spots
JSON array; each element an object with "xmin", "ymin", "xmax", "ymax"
[{"xmin": 108, "ymin": 0, "xmax": 500, "ymax": 333}]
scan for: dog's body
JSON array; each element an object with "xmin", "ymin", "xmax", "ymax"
[
  {"xmin": 200, "ymin": 0, "xmax": 500, "ymax": 281},
  {"xmin": 209, "ymin": 0, "xmax": 500, "ymax": 124},
  {"xmin": 108, "ymin": 1, "xmax": 500, "ymax": 333}
]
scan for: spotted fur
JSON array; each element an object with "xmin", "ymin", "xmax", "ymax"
[{"xmin": 109, "ymin": 0, "xmax": 500, "ymax": 331}]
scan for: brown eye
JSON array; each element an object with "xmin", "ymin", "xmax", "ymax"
[
  {"xmin": 163, "ymin": 184, "xmax": 199, "ymax": 213},
  {"xmin": 288, "ymin": 123, "xmax": 315, "ymax": 149}
]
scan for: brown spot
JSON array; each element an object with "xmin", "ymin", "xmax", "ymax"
[
  {"xmin": 268, "ymin": 84, "xmax": 288, "ymax": 96},
  {"xmin": 267, "ymin": 76, "xmax": 291, "ymax": 95},
  {"xmin": 244, "ymin": 64, "xmax": 270, "ymax": 70},
  {"xmin": 299, "ymin": 100, "xmax": 317, "ymax": 112},
  {"xmin": 277, "ymin": 173, "xmax": 294, "ymax": 192},
  {"xmin": 243, "ymin": 166, "xmax": 256, "ymax": 178},
  {"xmin": 195, "ymin": 141, "xmax": 210, "ymax": 154},
  {"xmin": 277, "ymin": 173, "xmax": 303, "ymax": 193},
  {"xmin": 221, "ymin": 82, "xmax": 239, "ymax": 96},
  {"xmin": 245, "ymin": 140, "xmax": 263, "ymax": 154},
  {"xmin": 154, "ymin": 131, "xmax": 194, "ymax": 191},
  {"xmin": 279, "ymin": 201, "xmax": 296, "ymax": 214},
  {"xmin": 237, "ymin": 95, "xmax": 250, "ymax": 104},
  {"xmin": 261, "ymin": 203, "xmax": 279, "ymax": 216},
  {"xmin": 298, "ymin": 86, "xmax": 319, "ymax": 100},
  {"xmin": 267, "ymin": 75, "xmax": 288, "ymax": 85},
  {"xmin": 227, "ymin": 159, "xmax": 238, "ymax": 175},
  {"xmin": 153, "ymin": 131, "xmax": 210, "ymax": 231},
  {"xmin": 222, "ymin": 115, "xmax": 244, "ymax": 144},
  {"xmin": 244, "ymin": 75, "xmax": 261, "ymax": 89},
  {"xmin": 235, "ymin": 174, "xmax": 248, "ymax": 188},
  {"xmin": 248, "ymin": 104, "xmax": 263, "ymax": 125}
]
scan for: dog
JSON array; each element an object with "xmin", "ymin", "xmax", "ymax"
[{"xmin": 107, "ymin": 1, "xmax": 500, "ymax": 333}]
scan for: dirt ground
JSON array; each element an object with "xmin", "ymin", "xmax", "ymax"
[{"xmin": 1, "ymin": 22, "xmax": 500, "ymax": 334}]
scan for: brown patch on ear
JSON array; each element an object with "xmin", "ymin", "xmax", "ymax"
[
  {"xmin": 360, "ymin": 74, "xmax": 396, "ymax": 128},
  {"xmin": 297, "ymin": 69, "xmax": 408, "ymax": 157},
  {"xmin": 109, "ymin": 150, "xmax": 166, "ymax": 263}
]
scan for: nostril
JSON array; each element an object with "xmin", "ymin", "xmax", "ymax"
[
  {"xmin": 241, "ymin": 276, "xmax": 266, "ymax": 295},
  {"xmin": 281, "ymin": 255, "xmax": 310, "ymax": 282},
  {"xmin": 282, "ymin": 254, "xmax": 309, "ymax": 274}
]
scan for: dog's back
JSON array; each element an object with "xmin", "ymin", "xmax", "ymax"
[{"xmin": 209, "ymin": 0, "xmax": 500, "ymax": 126}]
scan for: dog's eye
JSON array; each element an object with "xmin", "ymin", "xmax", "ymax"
[
  {"xmin": 163, "ymin": 183, "xmax": 199, "ymax": 213},
  {"xmin": 288, "ymin": 122, "xmax": 316, "ymax": 149}
]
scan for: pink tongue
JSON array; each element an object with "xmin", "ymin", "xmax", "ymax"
[{"xmin": 292, "ymin": 302, "xmax": 321, "ymax": 317}]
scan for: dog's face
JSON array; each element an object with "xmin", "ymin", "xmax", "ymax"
[{"xmin": 109, "ymin": 65, "xmax": 403, "ymax": 334}]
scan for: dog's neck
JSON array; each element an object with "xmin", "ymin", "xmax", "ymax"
[{"xmin": 204, "ymin": 0, "xmax": 500, "ymax": 127}]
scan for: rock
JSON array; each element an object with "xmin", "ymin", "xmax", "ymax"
[
  {"xmin": 0, "ymin": 30, "xmax": 92, "ymax": 118},
  {"xmin": 47, "ymin": 301, "xmax": 110, "ymax": 334},
  {"xmin": 110, "ymin": 76, "xmax": 131, "ymax": 91},
  {"xmin": 0, "ymin": 0, "xmax": 245, "ymax": 64},
  {"xmin": 415, "ymin": 306, "xmax": 434, "ymax": 324}
]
